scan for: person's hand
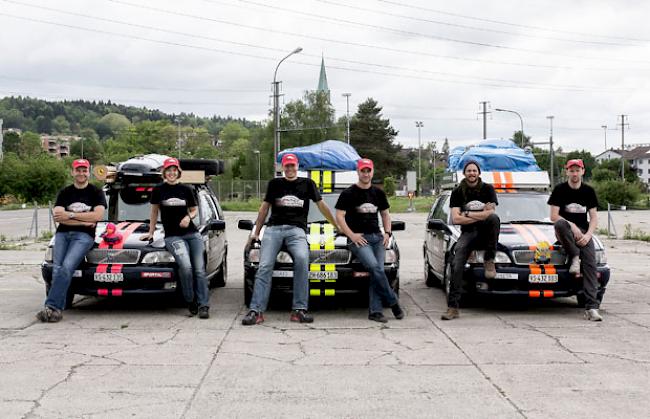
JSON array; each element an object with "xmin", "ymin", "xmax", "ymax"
[
  {"xmin": 179, "ymin": 215, "xmax": 191, "ymax": 228},
  {"xmin": 576, "ymin": 231, "xmax": 592, "ymax": 247},
  {"xmin": 382, "ymin": 232, "xmax": 390, "ymax": 247},
  {"xmin": 350, "ymin": 232, "xmax": 368, "ymax": 247},
  {"xmin": 250, "ymin": 233, "xmax": 260, "ymax": 244},
  {"xmin": 140, "ymin": 232, "xmax": 154, "ymax": 241},
  {"xmin": 485, "ymin": 202, "xmax": 496, "ymax": 211},
  {"xmin": 571, "ymin": 224, "xmax": 583, "ymax": 241},
  {"xmin": 53, "ymin": 209, "xmax": 69, "ymax": 222}
]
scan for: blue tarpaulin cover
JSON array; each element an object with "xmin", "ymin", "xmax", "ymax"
[
  {"xmin": 448, "ymin": 139, "xmax": 541, "ymax": 172},
  {"xmin": 277, "ymin": 140, "xmax": 362, "ymax": 170}
]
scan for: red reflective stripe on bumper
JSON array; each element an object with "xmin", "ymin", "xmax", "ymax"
[
  {"xmin": 98, "ymin": 289, "xmax": 108, "ymax": 296},
  {"xmin": 112, "ymin": 289, "xmax": 123, "ymax": 296},
  {"xmin": 543, "ymin": 290, "xmax": 554, "ymax": 298},
  {"xmin": 529, "ymin": 290, "xmax": 541, "ymax": 298}
]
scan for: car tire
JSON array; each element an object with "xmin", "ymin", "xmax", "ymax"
[
  {"xmin": 390, "ymin": 274, "xmax": 400, "ymax": 296},
  {"xmin": 425, "ymin": 260, "xmax": 440, "ymax": 288},
  {"xmin": 244, "ymin": 274, "xmax": 255, "ymax": 308},
  {"xmin": 443, "ymin": 263, "xmax": 452, "ymax": 299},
  {"xmin": 576, "ymin": 292, "xmax": 586, "ymax": 308},
  {"xmin": 211, "ymin": 257, "xmax": 227, "ymax": 288}
]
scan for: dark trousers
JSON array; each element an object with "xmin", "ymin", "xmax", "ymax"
[
  {"xmin": 448, "ymin": 214, "xmax": 500, "ymax": 308},
  {"xmin": 554, "ymin": 219, "xmax": 601, "ymax": 310}
]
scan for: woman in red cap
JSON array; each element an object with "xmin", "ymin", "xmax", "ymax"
[{"xmin": 142, "ymin": 157, "xmax": 210, "ymax": 319}]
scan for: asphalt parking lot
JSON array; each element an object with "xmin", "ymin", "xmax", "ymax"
[{"xmin": 1, "ymin": 211, "xmax": 650, "ymax": 418}]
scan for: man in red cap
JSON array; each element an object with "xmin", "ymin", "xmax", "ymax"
[
  {"xmin": 335, "ymin": 158, "xmax": 404, "ymax": 322},
  {"xmin": 242, "ymin": 153, "xmax": 338, "ymax": 325},
  {"xmin": 142, "ymin": 157, "xmax": 211, "ymax": 319},
  {"xmin": 548, "ymin": 159, "xmax": 604, "ymax": 321},
  {"xmin": 37, "ymin": 159, "xmax": 106, "ymax": 322}
]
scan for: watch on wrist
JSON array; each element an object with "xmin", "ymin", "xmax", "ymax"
[
  {"xmin": 385, "ymin": 231, "xmax": 392, "ymax": 237},
  {"xmin": 68, "ymin": 212, "xmax": 75, "ymax": 219}
]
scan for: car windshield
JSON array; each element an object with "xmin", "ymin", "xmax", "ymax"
[
  {"xmin": 105, "ymin": 186, "xmax": 160, "ymax": 222},
  {"xmin": 496, "ymin": 193, "xmax": 552, "ymax": 223},
  {"xmin": 309, "ymin": 193, "xmax": 339, "ymax": 223}
]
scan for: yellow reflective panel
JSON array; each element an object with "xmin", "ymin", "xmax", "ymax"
[
  {"xmin": 309, "ymin": 223, "xmax": 321, "ymax": 250},
  {"xmin": 310, "ymin": 289, "xmax": 321, "ymax": 296},
  {"xmin": 323, "ymin": 171, "xmax": 332, "ymax": 192},
  {"xmin": 311, "ymin": 170, "xmax": 321, "ymax": 187},
  {"xmin": 324, "ymin": 264, "xmax": 335, "ymax": 272},
  {"xmin": 323, "ymin": 223, "xmax": 335, "ymax": 250},
  {"xmin": 310, "ymin": 263, "xmax": 321, "ymax": 272},
  {"xmin": 324, "ymin": 289, "xmax": 335, "ymax": 296}
]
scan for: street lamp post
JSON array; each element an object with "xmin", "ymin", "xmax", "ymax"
[
  {"xmin": 415, "ymin": 121, "xmax": 423, "ymax": 195},
  {"xmin": 601, "ymin": 125, "xmax": 607, "ymax": 150},
  {"xmin": 273, "ymin": 47, "xmax": 303, "ymax": 175},
  {"xmin": 253, "ymin": 150, "xmax": 261, "ymax": 199},
  {"xmin": 175, "ymin": 117, "xmax": 182, "ymax": 158},
  {"xmin": 431, "ymin": 141, "xmax": 437, "ymax": 195},
  {"xmin": 342, "ymin": 93, "xmax": 351, "ymax": 144},
  {"xmin": 495, "ymin": 108, "xmax": 525, "ymax": 147}
]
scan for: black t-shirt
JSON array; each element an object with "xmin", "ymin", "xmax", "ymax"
[
  {"xmin": 335, "ymin": 184, "xmax": 389, "ymax": 234},
  {"xmin": 55, "ymin": 183, "xmax": 107, "ymax": 237},
  {"xmin": 449, "ymin": 181, "xmax": 498, "ymax": 232},
  {"xmin": 265, "ymin": 177, "xmax": 321, "ymax": 231},
  {"xmin": 548, "ymin": 182, "xmax": 598, "ymax": 232},
  {"xmin": 150, "ymin": 182, "xmax": 197, "ymax": 237}
]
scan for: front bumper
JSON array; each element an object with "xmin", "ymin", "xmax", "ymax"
[
  {"xmin": 462, "ymin": 264, "xmax": 611, "ymax": 298},
  {"xmin": 42, "ymin": 262, "xmax": 179, "ymax": 296}
]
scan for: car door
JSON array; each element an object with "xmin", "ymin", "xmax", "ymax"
[
  {"xmin": 198, "ymin": 191, "xmax": 220, "ymax": 273},
  {"xmin": 430, "ymin": 194, "xmax": 451, "ymax": 278}
]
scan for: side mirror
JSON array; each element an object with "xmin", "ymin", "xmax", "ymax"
[
  {"xmin": 208, "ymin": 220, "xmax": 226, "ymax": 231},
  {"xmin": 427, "ymin": 219, "xmax": 451, "ymax": 234},
  {"xmin": 391, "ymin": 220, "xmax": 406, "ymax": 231},
  {"xmin": 238, "ymin": 219, "xmax": 254, "ymax": 230}
]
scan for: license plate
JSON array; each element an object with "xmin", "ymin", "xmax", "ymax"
[
  {"xmin": 94, "ymin": 273, "xmax": 124, "ymax": 283},
  {"xmin": 308, "ymin": 271, "xmax": 338, "ymax": 280},
  {"xmin": 528, "ymin": 274, "xmax": 558, "ymax": 283},
  {"xmin": 273, "ymin": 270, "xmax": 293, "ymax": 278}
]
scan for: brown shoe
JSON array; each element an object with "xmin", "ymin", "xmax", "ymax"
[
  {"xmin": 441, "ymin": 307, "xmax": 459, "ymax": 320},
  {"xmin": 484, "ymin": 260, "xmax": 496, "ymax": 279}
]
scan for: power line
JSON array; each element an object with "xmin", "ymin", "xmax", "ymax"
[
  {"xmin": 374, "ymin": 0, "xmax": 650, "ymax": 43},
  {"xmin": 313, "ymin": 0, "xmax": 638, "ymax": 47}
]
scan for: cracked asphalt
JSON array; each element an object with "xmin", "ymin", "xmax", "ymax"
[{"xmin": 1, "ymin": 211, "xmax": 650, "ymax": 418}]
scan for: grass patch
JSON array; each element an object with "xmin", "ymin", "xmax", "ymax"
[
  {"xmin": 220, "ymin": 199, "xmax": 263, "ymax": 211},
  {"xmin": 0, "ymin": 242, "xmax": 27, "ymax": 250},
  {"xmin": 623, "ymin": 223, "xmax": 650, "ymax": 242},
  {"xmin": 40, "ymin": 231, "xmax": 54, "ymax": 241},
  {"xmin": 388, "ymin": 196, "xmax": 434, "ymax": 213}
]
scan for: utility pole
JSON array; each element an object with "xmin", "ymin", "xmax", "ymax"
[
  {"xmin": 0, "ymin": 118, "xmax": 3, "ymax": 161},
  {"xmin": 478, "ymin": 101, "xmax": 490, "ymax": 139},
  {"xmin": 618, "ymin": 115, "xmax": 629, "ymax": 181},
  {"xmin": 273, "ymin": 47, "xmax": 303, "ymax": 176},
  {"xmin": 601, "ymin": 125, "xmax": 608, "ymax": 150},
  {"xmin": 415, "ymin": 121, "xmax": 423, "ymax": 195},
  {"xmin": 342, "ymin": 93, "xmax": 351, "ymax": 144},
  {"xmin": 547, "ymin": 116, "xmax": 554, "ymax": 186},
  {"xmin": 431, "ymin": 141, "xmax": 437, "ymax": 195},
  {"xmin": 175, "ymin": 117, "xmax": 182, "ymax": 158}
]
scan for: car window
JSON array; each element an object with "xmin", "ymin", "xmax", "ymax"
[
  {"xmin": 432, "ymin": 194, "xmax": 450, "ymax": 222},
  {"xmin": 199, "ymin": 192, "xmax": 217, "ymax": 225},
  {"xmin": 496, "ymin": 193, "xmax": 551, "ymax": 223},
  {"xmin": 110, "ymin": 185, "xmax": 157, "ymax": 222}
]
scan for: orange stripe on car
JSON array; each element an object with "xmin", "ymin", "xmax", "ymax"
[
  {"xmin": 504, "ymin": 172, "xmax": 514, "ymax": 188},
  {"xmin": 543, "ymin": 265, "xmax": 556, "ymax": 275},
  {"xmin": 529, "ymin": 290, "xmax": 541, "ymax": 298},
  {"xmin": 543, "ymin": 290, "xmax": 554, "ymax": 298},
  {"xmin": 525, "ymin": 224, "xmax": 552, "ymax": 244},
  {"xmin": 529, "ymin": 264, "xmax": 542, "ymax": 275},
  {"xmin": 511, "ymin": 224, "xmax": 537, "ymax": 246},
  {"xmin": 491, "ymin": 172, "xmax": 503, "ymax": 187}
]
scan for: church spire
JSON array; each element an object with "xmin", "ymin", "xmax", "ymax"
[{"xmin": 317, "ymin": 55, "xmax": 329, "ymax": 94}]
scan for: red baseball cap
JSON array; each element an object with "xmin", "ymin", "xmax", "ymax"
[
  {"xmin": 163, "ymin": 157, "xmax": 181, "ymax": 170},
  {"xmin": 565, "ymin": 159, "xmax": 584, "ymax": 169},
  {"xmin": 72, "ymin": 159, "xmax": 90, "ymax": 169},
  {"xmin": 281, "ymin": 153, "xmax": 299, "ymax": 167},
  {"xmin": 357, "ymin": 158, "xmax": 374, "ymax": 170}
]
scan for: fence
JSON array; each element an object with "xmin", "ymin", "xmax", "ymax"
[{"xmin": 211, "ymin": 180, "xmax": 269, "ymax": 202}]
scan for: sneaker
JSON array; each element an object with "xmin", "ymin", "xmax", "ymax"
[
  {"xmin": 36, "ymin": 306, "xmax": 62, "ymax": 323},
  {"xmin": 368, "ymin": 312, "xmax": 388, "ymax": 323},
  {"xmin": 290, "ymin": 309, "xmax": 314, "ymax": 323},
  {"xmin": 188, "ymin": 301, "xmax": 199, "ymax": 316},
  {"xmin": 242, "ymin": 310, "xmax": 264, "ymax": 326},
  {"xmin": 484, "ymin": 260, "xmax": 496, "ymax": 279},
  {"xmin": 569, "ymin": 256, "xmax": 581, "ymax": 275},
  {"xmin": 441, "ymin": 307, "xmax": 459, "ymax": 320},
  {"xmin": 198, "ymin": 306, "xmax": 210, "ymax": 319},
  {"xmin": 390, "ymin": 303, "xmax": 405, "ymax": 320},
  {"xmin": 584, "ymin": 308, "xmax": 603, "ymax": 322}
]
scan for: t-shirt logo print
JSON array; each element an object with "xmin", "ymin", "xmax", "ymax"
[
  {"xmin": 464, "ymin": 200, "xmax": 486, "ymax": 211},
  {"xmin": 565, "ymin": 203, "xmax": 587, "ymax": 214},
  {"xmin": 162, "ymin": 198, "xmax": 187, "ymax": 207},
  {"xmin": 68, "ymin": 202, "xmax": 91, "ymax": 213},
  {"xmin": 276, "ymin": 195, "xmax": 304, "ymax": 208},
  {"xmin": 356, "ymin": 203, "xmax": 378, "ymax": 214}
]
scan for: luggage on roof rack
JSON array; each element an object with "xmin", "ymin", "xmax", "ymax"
[{"xmin": 448, "ymin": 139, "xmax": 541, "ymax": 173}]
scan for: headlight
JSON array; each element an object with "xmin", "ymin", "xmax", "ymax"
[
  {"xmin": 595, "ymin": 249, "xmax": 607, "ymax": 265},
  {"xmin": 385, "ymin": 249, "xmax": 397, "ymax": 264},
  {"xmin": 44, "ymin": 247, "xmax": 53, "ymax": 262},
  {"xmin": 249, "ymin": 248, "xmax": 260, "ymax": 263},
  {"xmin": 467, "ymin": 250, "xmax": 511, "ymax": 264},
  {"xmin": 276, "ymin": 251, "xmax": 293, "ymax": 263},
  {"xmin": 142, "ymin": 251, "xmax": 175, "ymax": 264}
]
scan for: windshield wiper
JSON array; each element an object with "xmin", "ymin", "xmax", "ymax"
[{"xmin": 508, "ymin": 220, "xmax": 553, "ymax": 224}]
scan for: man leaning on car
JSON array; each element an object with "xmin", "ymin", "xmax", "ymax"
[
  {"xmin": 548, "ymin": 159, "xmax": 603, "ymax": 321},
  {"xmin": 442, "ymin": 160, "xmax": 500, "ymax": 321},
  {"xmin": 242, "ymin": 153, "xmax": 338, "ymax": 326}
]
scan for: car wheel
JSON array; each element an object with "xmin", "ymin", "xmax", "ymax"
[
  {"xmin": 211, "ymin": 257, "xmax": 227, "ymax": 288},
  {"xmin": 576, "ymin": 292, "xmax": 586, "ymax": 308},
  {"xmin": 390, "ymin": 274, "xmax": 400, "ymax": 296},
  {"xmin": 444, "ymin": 263, "xmax": 452, "ymax": 298},
  {"xmin": 244, "ymin": 273, "xmax": 255, "ymax": 308},
  {"xmin": 425, "ymin": 259, "xmax": 440, "ymax": 288}
]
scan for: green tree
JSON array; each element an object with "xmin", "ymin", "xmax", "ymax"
[
  {"xmin": 2, "ymin": 131, "xmax": 21, "ymax": 154},
  {"xmin": 592, "ymin": 180, "xmax": 642, "ymax": 208},
  {"xmin": 70, "ymin": 137, "xmax": 104, "ymax": 162},
  {"xmin": 512, "ymin": 130, "xmax": 532, "ymax": 148},
  {"xmin": 19, "ymin": 132, "xmax": 44, "ymax": 157},
  {"xmin": 96, "ymin": 113, "xmax": 131, "ymax": 138},
  {"xmin": 593, "ymin": 158, "xmax": 637, "ymax": 183},
  {"xmin": 279, "ymin": 91, "xmax": 342, "ymax": 149},
  {"xmin": 350, "ymin": 98, "xmax": 408, "ymax": 179},
  {"xmin": 219, "ymin": 122, "xmax": 250, "ymax": 156},
  {"xmin": 52, "ymin": 115, "xmax": 71, "ymax": 134},
  {"xmin": 0, "ymin": 153, "xmax": 68, "ymax": 202}
]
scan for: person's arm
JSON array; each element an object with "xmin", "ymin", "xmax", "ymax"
[
  {"xmin": 550, "ymin": 205, "xmax": 583, "ymax": 240},
  {"xmin": 66, "ymin": 205, "xmax": 105, "ymax": 223},
  {"xmin": 316, "ymin": 199, "xmax": 338, "ymax": 230},
  {"xmin": 577, "ymin": 208, "xmax": 598, "ymax": 247},
  {"xmin": 252, "ymin": 201, "xmax": 271, "ymax": 241},
  {"xmin": 451, "ymin": 207, "xmax": 481, "ymax": 225},
  {"xmin": 380, "ymin": 209, "xmax": 391, "ymax": 247},
  {"xmin": 336, "ymin": 209, "xmax": 366, "ymax": 247},
  {"xmin": 53, "ymin": 205, "xmax": 101, "ymax": 226},
  {"xmin": 179, "ymin": 206, "xmax": 198, "ymax": 228},
  {"xmin": 141, "ymin": 204, "xmax": 160, "ymax": 241}
]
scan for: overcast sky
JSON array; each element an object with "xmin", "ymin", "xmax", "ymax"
[{"xmin": 2, "ymin": 0, "xmax": 649, "ymax": 155}]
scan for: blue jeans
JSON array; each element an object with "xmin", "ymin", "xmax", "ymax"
[
  {"xmin": 165, "ymin": 232, "xmax": 209, "ymax": 307},
  {"xmin": 349, "ymin": 233, "xmax": 398, "ymax": 314},
  {"xmin": 46, "ymin": 231, "xmax": 95, "ymax": 310},
  {"xmin": 250, "ymin": 225, "xmax": 309, "ymax": 312}
]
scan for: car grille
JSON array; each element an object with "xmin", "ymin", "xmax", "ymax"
[
  {"xmin": 512, "ymin": 250, "xmax": 567, "ymax": 265},
  {"xmin": 309, "ymin": 249, "xmax": 351, "ymax": 264},
  {"xmin": 86, "ymin": 249, "xmax": 141, "ymax": 265}
]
